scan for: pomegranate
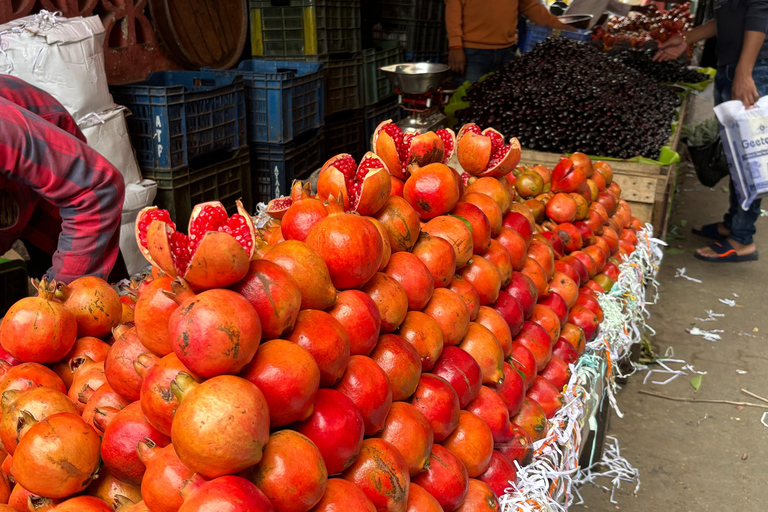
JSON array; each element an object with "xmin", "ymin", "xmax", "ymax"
[
  {"xmin": 421, "ymin": 215, "xmax": 474, "ymax": 268},
  {"xmin": 529, "ymin": 304, "xmax": 561, "ymax": 346},
  {"xmin": 552, "ymin": 337, "xmax": 579, "ymax": 365},
  {"xmin": 410, "ymin": 374, "xmax": 460, "ymax": 442},
  {"xmin": 442, "ymin": 410, "xmax": 494, "ymax": 478},
  {"xmin": 86, "ymin": 468, "xmax": 142, "ymax": 509},
  {"xmin": 465, "ymin": 385, "xmax": 513, "ymax": 444},
  {"xmin": 295, "ymin": 389, "xmax": 365, "ymax": 475},
  {"xmin": 379, "ymin": 402, "xmax": 434, "ymax": 476},
  {"xmin": 495, "ymin": 227, "xmax": 527, "ymax": 272},
  {"xmin": 464, "ymin": 192, "xmax": 503, "ymax": 237},
  {"xmin": 562, "ymin": 254, "xmax": 590, "ymax": 284},
  {"xmin": 547, "ymin": 271, "xmax": 579, "ymax": 309},
  {"xmin": 406, "ymin": 483, "xmax": 443, "ymax": 512},
  {"xmin": 50, "ymin": 496, "xmax": 113, "ymax": 512},
  {"xmin": 503, "ymin": 272, "xmax": 538, "ymax": 319},
  {"xmin": 244, "ymin": 430, "xmax": 328, "ymax": 512},
  {"xmin": 230, "ymin": 260, "xmax": 302, "ymax": 340},
  {"xmin": 545, "ymin": 193, "xmax": 578, "ymax": 224},
  {"xmin": 54, "ymin": 276, "xmax": 122, "ymax": 338},
  {"xmin": 555, "ymin": 259, "xmax": 582, "ymax": 287},
  {"xmin": 306, "ymin": 196, "xmax": 384, "ymax": 290},
  {"xmin": 412, "ymin": 444, "xmax": 468, "ymax": 511},
  {"xmin": 459, "ymin": 258, "xmax": 502, "ymax": 306},
  {"xmin": 560, "ymin": 323, "xmax": 587, "ymax": 355},
  {"xmin": 510, "ymin": 398, "xmax": 548, "ymax": 442},
  {"xmin": 422, "ymin": 288, "xmax": 471, "ymax": 347},
  {"xmin": 526, "ymin": 198, "xmax": 546, "ymax": 224},
  {"xmin": 171, "ymin": 374, "xmax": 270, "ymax": 478},
  {"xmin": 475, "ymin": 306, "xmax": 513, "ymax": 357},
  {"xmin": 405, "ymin": 163, "xmax": 462, "ymax": 220},
  {"xmin": 490, "ymin": 291, "xmax": 524, "ymax": 338},
  {"xmin": 138, "ymin": 441, "xmax": 196, "ymax": 512},
  {"xmin": 568, "ymin": 305, "xmax": 599, "ymax": 342},
  {"xmin": 537, "ymin": 292, "xmax": 568, "ymax": 327},
  {"xmin": 576, "ymin": 293, "xmax": 604, "ymax": 322},
  {"xmin": 287, "ymin": 310, "xmax": 351, "ymax": 388},
  {"xmin": 508, "ymin": 342, "xmax": 537, "ymax": 389},
  {"xmin": 241, "ymin": 339, "xmax": 320, "ymax": 426},
  {"xmin": 398, "ymin": 311, "xmax": 445, "ymax": 372},
  {"xmin": 82, "ymin": 383, "xmax": 129, "ymax": 434},
  {"xmin": 384, "ymin": 252, "xmax": 435, "ymax": 311},
  {"xmin": 574, "ymin": 220, "xmax": 597, "ymax": 247},
  {"xmin": 551, "ymin": 158, "xmax": 586, "ymax": 194},
  {"xmin": 501, "ymin": 211, "xmax": 533, "ymax": 247},
  {"xmin": 0, "ymin": 362, "xmax": 66, "ymax": 397},
  {"xmin": 456, "ymin": 124, "xmax": 520, "ymax": 177},
  {"xmin": 452, "ymin": 201, "xmax": 492, "ymax": 254},
  {"xmin": 374, "ymin": 196, "xmax": 422, "ymax": 252},
  {"xmin": 309, "ymin": 479, "xmax": 376, "ymax": 512},
  {"xmin": 514, "ymin": 321, "xmax": 552, "ymax": 371},
  {"xmin": 327, "ymin": 290, "xmax": 381, "ymax": 356},
  {"xmin": 490, "ymin": 362, "xmax": 525, "ymax": 417},
  {"xmin": 50, "ymin": 336, "xmax": 109, "ymax": 390},
  {"xmin": 411, "ymin": 232, "xmax": 457, "ymax": 288},
  {"xmin": 556, "ymin": 223, "xmax": 584, "ymax": 254},
  {"xmin": 341, "ymin": 438, "xmax": 410, "ymax": 512},
  {"xmin": 478, "ymin": 451, "xmax": 516, "ymax": 499},
  {"xmin": 0, "ymin": 387, "xmax": 77, "ymax": 456},
  {"xmin": 528, "ymin": 237, "xmax": 556, "ymax": 280},
  {"xmin": 527, "ymin": 376, "xmax": 563, "ymax": 419},
  {"xmin": 372, "ymin": 120, "xmax": 454, "ymax": 178},
  {"xmin": 169, "ymin": 288, "xmax": 261, "ymax": 378},
  {"xmin": 514, "ymin": 171, "xmax": 544, "ymax": 198},
  {"xmin": 390, "ymin": 176, "xmax": 405, "ymax": 197},
  {"xmin": 0, "ymin": 278, "xmax": 77, "ymax": 364},
  {"xmin": 279, "ymin": 181, "xmax": 329, "ymax": 242},
  {"xmin": 135, "ymin": 201, "xmax": 256, "ymax": 290},
  {"xmin": 539, "ymin": 355, "xmax": 572, "ymax": 390},
  {"xmin": 265, "ymin": 240, "xmax": 337, "ymax": 310},
  {"xmin": 334, "ymin": 355, "xmax": 392, "ymax": 437},
  {"xmin": 449, "ymin": 275, "xmax": 481, "ymax": 321},
  {"xmin": 496, "ymin": 423, "xmax": 534, "ymax": 468},
  {"xmin": 482, "ymin": 240, "xmax": 512, "ymax": 287},
  {"xmin": 67, "ymin": 358, "xmax": 107, "ymax": 413},
  {"xmin": 361, "ymin": 273, "xmax": 409, "ymax": 334},
  {"xmin": 317, "ymin": 152, "xmax": 392, "ymax": 215},
  {"xmin": 460, "ymin": 323, "xmax": 504, "ymax": 385},
  {"xmin": 433, "ymin": 346, "xmax": 483, "ymax": 408},
  {"xmin": 13, "ymin": 412, "xmax": 100, "ymax": 499},
  {"xmin": 593, "ymin": 161, "xmax": 613, "ymax": 184},
  {"xmin": 371, "ymin": 334, "xmax": 422, "ymax": 401},
  {"xmin": 465, "ymin": 178, "xmax": 513, "ymax": 216},
  {"xmin": 455, "ymin": 479, "xmax": 499, "ymax": 512},
  {"xmin": 132, "ymin": 275, "xmax": 178, "ymax": 356},
  {"xmin": 178, "ymin": 476, "xmax": 273, "ymax": 512}
]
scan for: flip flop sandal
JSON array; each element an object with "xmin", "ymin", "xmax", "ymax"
[
  {"xmin": 691, "ymin": 223, "xmax": 727, "ymax": 240},
  {"xmin": 694, "ymin": 240, "xmax": 759, "ymax": 263}
]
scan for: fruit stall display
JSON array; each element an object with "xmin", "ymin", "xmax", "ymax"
[
  {"xmin": 0, "ymin": 120, "xmax": 661, "ymax": 512},
  {"xmin": 592, "ymin": 3, "xmax": 695, "ymax": 50}
]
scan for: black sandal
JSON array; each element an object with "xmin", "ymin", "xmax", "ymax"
[
  {"xmin": 691, "ymin": 223, "xmax": 727, "ymax": 240},
  {"xmin": 694, "ymin": 240, "xmax": 759, "ymax": 263}
]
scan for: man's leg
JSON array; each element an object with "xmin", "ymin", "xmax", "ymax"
[{"xmin": 460, "ymin": 49, "xmax": 495, "ymax": 85}]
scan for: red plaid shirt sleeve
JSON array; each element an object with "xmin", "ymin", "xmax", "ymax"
[{"xmin": 0, "ymin": 97, "xmax": 125, "ymax": 283}]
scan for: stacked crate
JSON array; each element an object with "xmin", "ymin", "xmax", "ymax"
[{"xmin": 369, "ymin": 0, "xmax": 448, "ymax": 63}]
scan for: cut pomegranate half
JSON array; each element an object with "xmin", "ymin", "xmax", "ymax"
[
  {"xmin": 135, "ymin": 200, "xmax": 255, "ymax": 291},
  {"xmin": 456, "ymin": 123, "xmax": 521, "ymax": 178},
  {"xmin": 437, "ymin": 128, "xmax": 456, "ymax": 164},
  {"xmin": 317, "ymin": 152, "xmax": 392, "ymax": 216},
  {"xmin": 371, "ymin": 120, "xmax": 448, "ymax": 179}
]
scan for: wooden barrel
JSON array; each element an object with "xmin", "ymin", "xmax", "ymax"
[{"xmin": 148, "ymin": 0, "xmax": 248, "ymax": 70}]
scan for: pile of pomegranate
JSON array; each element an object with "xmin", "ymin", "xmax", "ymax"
[
  {"xmin": 0, "ymin": 123, "xmax": 641, "ymax": 511},
  {"xmin": 592, "ymin": 3, "xmax": 694, "ymax": 50}
]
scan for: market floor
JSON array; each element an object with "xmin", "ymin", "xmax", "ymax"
[{"xmin": 572, "ymin": 155, "xmax": 768, "ymax": 509}]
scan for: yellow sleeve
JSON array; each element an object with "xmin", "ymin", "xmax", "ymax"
[
  {"xmin": 519, "ymin": 0, "xmax": 568, "ymax": 29},
  {"xmin": 445, "ymin": 0, "xmax": 465, "ymax": 47}
]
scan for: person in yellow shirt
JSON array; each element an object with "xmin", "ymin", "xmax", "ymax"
[{"xmin": 446, "ymin": 0, "xmax": 572, "ymax": 85}]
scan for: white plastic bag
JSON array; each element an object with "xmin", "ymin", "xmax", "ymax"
[
  {"xmin": 79, "ymin": 106, "xmax": 142, "ymax": 186},
  {"xmin": 715, "ymin": 96, "xmax": 768, "ymax": 210},
  {"xmin": 121, "ymin": 180, "xmax": 157, "ymax": 276}
]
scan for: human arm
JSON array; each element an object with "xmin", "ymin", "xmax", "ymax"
[
  {"xmin": 445, "ymin": 0, "xmax": 467, "ymax": 75},
  {"xmin": 652, "ymin": 19, "xmax": 716, "ymax": 62},
  {"xmin": 732, "ymin": 31, "xmax": 767, "ymax": 106},
  {"xmin": 519, "ymin": 0, "xmax": 574, "ymax": 31}
]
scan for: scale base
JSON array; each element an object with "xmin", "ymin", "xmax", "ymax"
[{"xmin": 395, "ymin": 111, "xmax": 448, "ymax": 134}]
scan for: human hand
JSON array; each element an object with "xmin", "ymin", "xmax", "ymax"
[
  {"xmin": 732, "ymin": 67, "xmax": 760, "ymax": 107},
  {"xmin": 652, "ymin": 34, "xmax": 686, "ymax": 62},
  {"xmin": 449, "ymin": 48, "xmax": 466, "ymax": 76}
]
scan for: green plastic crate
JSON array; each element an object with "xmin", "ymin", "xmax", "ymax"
[{"xmin": 362, "ymin": 41, "xmax": 402, "ymax": 106}]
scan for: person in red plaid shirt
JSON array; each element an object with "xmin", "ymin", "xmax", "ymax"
[{"xmin": 0, "ymin": 76, "xmax": 126, "ymax": 284}]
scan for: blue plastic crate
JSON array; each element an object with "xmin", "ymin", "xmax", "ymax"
[
  {"xmin": 404, "ymin": 51, "xmax": 441, "ymax": 63},
  {"xmin": 111, "ymin": 71, "xmax": 246, "ymax": 169},
  {"xmin": 225, "ymin": 60, "xmax": 324, "ymax": 144},
  {"xmin": 364, "ymin": 97, "xmax": 403, "ymax": 149},
  {"xmin": 519, "ymin": 21, "xmax": 591, "ymax": 54}
]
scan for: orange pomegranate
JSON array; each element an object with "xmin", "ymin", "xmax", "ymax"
[
  {"xmin": 398, "ymin": 311, "xmax": 445, "ymax": 372},
  {"xmin": 265, "ymin": 240, "xmax": 338, "ymax": 311},
  {"xmin": 287, "ymin": 309, "xmax": 351, "ymax": 388},
  {"xmin": 384, "ymin": 252, "xmax": 435, "ymax": 311},
  {"xmin": 455, "ymin": 479, "xmax": 499, "ymax": 512},
  {"xmin": 459, "ymin": 323, "xmax": 504, "ymax": 385},
  {"xmin": 411, "ymin": 233, "xmax": 457, "ymax": 288},
  {"xmin": 406, "ymin": 483, "xmax": 443, "ymax": 512},
  {"xmin": 341, "ymin": 439, "xmax": 410, "ymax": 512},
  {"xmin": 378, "ymin": 402, "xmax": 434, "ymax": 476},
  {"xmin": 441, "ymin": 411, "xmax": 494, "ymax": 478},
  {"xmin": 475, "ymin": 306, "xmax": 513, "ymax": 357},
  {"xmin": 464, "ymin": 192, "xmax": 503, "ymax": 236},
  {"xmin": 0, "ymin": 387, "xmax": 78, "ymax": 456},
  {"xmin": 511, "ymin": 398, "xmax": 548, "ymax": 442},
  {"xmin": 421, "ymin": 215, "xmax": 474, "ymax": 269},
  {"xmin": 464, "ymin": 177, "xmax": 512, "ymax": 214},
  {"xmin": 361, "ymin": 273, "xmax": 409, "ymax": 334},
  {"xmin": 422, "ymin": 288, "xmax": 471, "ymax": 347},
  {"xmin": 459, "ymin": 257, "xmax": 502, "ymax": 306},
  {"xmin": 520, "ymin": 258, "xmax": 549, "ymax": 299},
  {"xmin": 374, "ymin": 196, "xmax": 422, "ymax": 252},
  {"xmin": 449, "ymin": 275, "xmax": 481, "ymax": 321},
  {"xmin": 495, "ymin": 226, "xmax": 528, "ymax": 271},
  {"xmin": 309, "ymin": 479, "xmax": 376, "ymax": 512},
  {"xmin": 529, "ymin": 304, "xmax": 561, "ymax": 345},
  {"xmin": 371, "ymin": 334, "xmax": 422, "ymax": 401}
]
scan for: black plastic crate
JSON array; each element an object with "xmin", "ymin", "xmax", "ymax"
[
  {"xmin": 372, "ymin": 18, "xmax": 445, "ymax": 54},
  {"xmin": 362, "ymin": 41, "xmax": 402, "ymax": 105},
  {"xmin": 364, "ymin": 96, "xmax": 402, "ymax": 149},
  {"xmin": 141, "ymin": 146, "xmax": 251, "ymax": 228},
  {"xmin": 0, "ymin": 259, "xmax": 28, "ymax": 318},
  {"xmin": 250, "ymin": 128, "xmax": 325, "ymax": 204},
  {"xmin": 325, "ymin": 110, "xmax": 365, "ymax": 161},
  {"xmin": 378, "ymin": 0, "xmax": 444, "ymax": 22}
]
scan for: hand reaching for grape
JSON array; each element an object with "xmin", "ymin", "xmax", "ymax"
[
  {"xmin": 653, "ymin": 35, "xmax": 686, "ymax": 62},
  {"xmin": 449, "ymin": 49, "xmax": 466, "ymax": 76}
]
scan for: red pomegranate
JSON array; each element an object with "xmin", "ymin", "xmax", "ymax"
[
  {"xmin": 244, "ymin": 430, "xmax": 328, "ymax": 512},
  {"xmin": 501, "ymin": 211, "xmax": 533, "ymax": 247},
  {"xmin": 398, "ymin": 311, "xmax": 445, "ymax": 372},
  {"xmin": 309, "ymin": 479, "xmax": 376, "ymax": 512},
  {"xmin": 405, "ymin": 163, "xmax": 462, "ymax": 220},
  {"xmin": 551, "ymin": 157, "xmax": 586, "ymax": 194},
  {"xmin": 541, "ymin": 230, "xmax": 565, "ymax": 258},
  {"xmin": 169, "ymin": 288, "xmax": 261, "ymax": 378},
  {"xmin": 449, "ymin": 275, "xmax": 481, "ymax": 321},
  {"xmin": 105, "ymin": 326, "xmax": 158, "ymax": 402},
  {"xmin": 367, "ymin": 216, "xmax": 392, "ymax": 270},
  {"xmin": 478, "ymin": 451, "xmax": 517, "ymax": 499},
  {"xmin": 452, "ymin": 201, "xmax": 492, "ymax": 254},
  {"xmin": 455, "ymin": 479, "xmax": 499, "ymax": 512},
  {"xmin": 560, "ymin": 323, "xmax": 587, "ymax": 356},
  {"xmin": 412, "ymin": 444, "xmax": 469, "ymax": 511},
  {"xmin": 433, "ymin": 346, "xmax": 483, "ymax": 408},
  {"xmin": 334, "ymin": 355, "xmax": 392, "ymax": 437},
  {"xmin": 138, "ymin": 441, "xmax": 196, "ymax": 512},
  {"xmin": 465, "ymin": 386, "xmax": 513, "ymax": 444},
  {"xmin": 0, "ymin": 362, "xmax": 66, "ymax": 397},
  {"xmin": 568, "ymin": 305, "xmax": 599, "ymax": 342},
  {"xmin": 341, "ymin": 438, "xmax": 410, "ymax": 512},
  {"xmin": 491, "ymin": 291, "xmax": 524, "ymax": 338},
  {"xmin": 410, "ymin": 374, "xmax": 460, "ymax": 442},
  {"xmin": 82, "ymin": 383, "xmax": 129, "ymax": 435},
  {"xmin": 496, "ymin": 423, "xmax": 534, "ymax": 467},
  {"xmin": 135, "ymin": 201, "xmax": 256, "ymax": 290},
  {"xmin": 503, "ymin": 273, "xmax": 538, "ymax": 319},
  {"xmin": 241, "ymin": 339, "xmax": 320, "ymax": 426},
  {"xmin": 265, "ymin": 240, "xmax": 338, "ymax": 310},
  {"xmin": 374, "ymin": 196, "xmax": 422, "ymax": 252},
  {"xmin": 0, "ymin": 387, "xmax": 77, "ymax": 456},
  {"xmin": 576, "ymin": 293, "xmax": 604, "ymax": 322},
  {"xmin": 13, "ymin": 412, "xmax": 100, "ymax": 499},
  {"xmin": 552, "ymin": 338, "xmax": 579, "ymax": 365},
  {"xmin": 422, "ymin": 288, "xmax": 470, "ymax": 347},
  {"xmin": 513, "ymin": 321, "xmax": 552, "ymax": 372},
  {"xmin": 0, "ymin": 278, "xmax": 77, "ymax": 364},
  {"xmin": 390, "ymin": 176, "xmax": 405, "ymax": 197},
  {"xmin": 556, "ymin": 223, "xmax": 584, "ymax": 254},
  {"xmin": 508, "ymin": 342, "xmax": 537, "ymax": 389},
  {"xmin": 529, "ymin": 304, "xmax": 561, "ymax": 346},
  {"xmin": 511, "ymin": 398, "xmax": 548, "ymax": 442},
  {"xmin": 539, "ymin": 355, "xmax": 572, "ymax": 390},
  {"xmin": 362, "ymin": 273, "xmax": 409, "ymax": 334},
  {"xmin": 527, "ymin": 376, "xmax": 564, "ymax": 419},
  {"xmin": 281, "ymin": 181, "xmax": 329, "ymax": 242},
  {"xmin": 295, "ymin": 389, "xmax": 365, "ymax": 476},
  {"xmin": 562, "ymin": 254, "xmax": 590, "ymax": 285},
  {"xmin": 406, "ymin": 483, "xmax": 444, "ymax": 512},
  {"xmin": 412, "ymin": 233, "xmax": 457, "ymax": 288},
  {"xmin": 371, "ymin": 334, "xmax": 422, "ymax": 401},
  {"xmin": 422, "ymin": 215, "xmax": 474, "ymax": 268},
  {"xmin": 456, "ymin": 124, "xmax": 520, "ymax": 177},
  {"xmin": 50, "ymin": 496, "xmax": 113, "ymax": 512},
  {"xmin": 459, "ymin": 258, "xmax": 502, "ymax": 306},
  {"xmin": 372, "ymin": 120, "xmax": 453, "ymax": 179},
  {"xmin": 554, "ymin": 259, "xmax": 581, "ymax": 287},
  {"xmin": 464, "ymin": 192, "xmax": 503, "ymax": 237},
  {"xmin": 482, "ymin": 240, "xmax": 512, "ymax": 287},
  {"xmin": 384, "ymin": 252, "xmax": 435, "ymax": 311},
  {"xmin": 178, "ymin": 476, "xmax": 273, "ymax": 512},
  {"xmin": 574, "ymin": 220, "xmax": 596, "ymax": 247},
  {"xmin": 132, "ymin": 276, "xmax": 178, "ymax": 357},
  {"xmin": 327, "ymin": 290, "xmax": 382, "ymax": 356},
  {"xmin": 490, "ymin": 362, "xmax": 525, "ymax": 417},
  {"xmin": 230, "ymin": 260, "xmax": 302, "ymax": 340},
  {"xmin": 379, "ymin": 402, "xmax": 434, "ymax": 477},
  {"xmin": 288, "ymin": 309, "xmax": 351, "ymax": 388},
  {"xmin": 571, "ymin": 251, "xmax": 597, "ymax": 279},
  {"xmin": 171, "ymin": 375, "xmax": 270, "ymax": 478},
  {"xmin": 537, "ymin": 292, "xmax": 568, "ymax": 327},
  {"xmin": 475, "ymin": 306, "xmax": 513, "ymax": 358},
  {"xmin": 55, "ymin": 276, "xmax": 122, "ymax": 339},
  {"xmin": 317, "ymin": 152, "xmax": 392, "ymax": 215}
]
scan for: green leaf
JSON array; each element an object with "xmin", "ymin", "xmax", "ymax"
[
  {"xmin": 690, "ymin": 375, "xmax": 703, "ymax": 392},
  {"xmin": 679, "ymin": 220, "xmax": 688, "ymax": 227}
]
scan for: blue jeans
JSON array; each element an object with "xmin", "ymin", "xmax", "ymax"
[
  {"xmin": 457, "ymin": 46, "xmax": 517, "ymax": 86},
  {"xmin": 715, "ymin": 61, "xmax": 768, "ymax": 245}
]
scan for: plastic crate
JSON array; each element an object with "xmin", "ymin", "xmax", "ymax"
[
  {"xmin": 519, "ymin": 21, "xmax": 591, "ymax": 54},
  {"xmin": 363, "ymin": 41, "xmax": 402, "ymax": 106},
  {"xmin": 378, "ymin": 0, "xmax": 444, "ymax": 22},
  {"xmin": 250, "ymin": 0, "xmax": 361, "ymax": 57},
  {"xmin": 325, "ymin": 111, "xmax": 365, "ymax": 161},
  {"xmin": 225, "ymin": 60, "xmax": 324, "ymax": 144},
  {"xmin": 250, "ymin": 128, "xmax": 325, "ymax": 204},
  {"xmin": 141, "ymin": 146, "xmax": 251, "ymax": 229},
  {"xmin": 372, "ymin": 19, "xmax": 445, "ymax": 54},
  {"xmin": 404, "ymin": 51, "xmax": 440, "ymax": 63},
  {"xmin": 324, "ymin": 54, "xmax": 363, "ymax": 116},
  {"xmin": 112, "ymin": 71, "xmax": 246, "ymax": 170},
  {"xmin": 364, "ymin": 97, "xmax": 403, "ymax": 147},
  {"xmin": 0, "ymin": 259, "xmax": 28, "ymax": 318}
]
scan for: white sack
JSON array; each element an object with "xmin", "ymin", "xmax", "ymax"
[
  {"xmin": 79, "ymin": 106, "xmax": 142, "ymax": 186},
  {"xmin": 121, "ymin": 180, "xmax": 157, "ymax": 276}
]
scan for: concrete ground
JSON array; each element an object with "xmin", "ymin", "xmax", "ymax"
[{"xmin": 574, "ymin": 91, "xmax": 768, "ymax": 511}]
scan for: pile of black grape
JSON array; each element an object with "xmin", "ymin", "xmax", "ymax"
[
  {"xmin": 457, "ymin": 38, "xmax": 681, "ymax": 160},
  {"xmin": 606, "ymin": 44, "xmax": 709, "ymax": 84}
]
